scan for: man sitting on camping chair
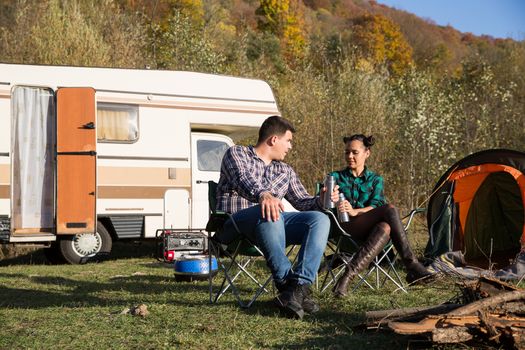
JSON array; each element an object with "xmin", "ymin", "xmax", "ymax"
[{"xmin": 215, "ymin": 115, "xmax": 337, "ymax": 319}]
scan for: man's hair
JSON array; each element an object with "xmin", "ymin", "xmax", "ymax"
[{"xmin": 257, "ymin": 115, "xmax": 296, "ymax": 144}]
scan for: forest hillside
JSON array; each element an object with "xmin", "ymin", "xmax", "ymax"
[{"xmin": 1, "ymin": 0, "xmax": 523, "ymax": 209}]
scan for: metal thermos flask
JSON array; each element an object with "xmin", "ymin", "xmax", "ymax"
[
  {"xmin": 323, "ymin": 175, "xmax": 335, "ymax": 209},
  {"xmin": 337, "ymin": 193, "xmax": 350, "ymax": 222}
]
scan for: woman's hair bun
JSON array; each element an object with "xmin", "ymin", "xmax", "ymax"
[
  {"xmin": 343, "ymin": 134, "xmax": 375, "ymax": 149},
  {"xmin": 364, "ymin": 135, "xmax": 375, "ymax": 148}
]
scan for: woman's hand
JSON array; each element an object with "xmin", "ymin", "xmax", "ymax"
[{"xmin": 337, "ymin": 200, "xmax": 357, "ymax": 217}]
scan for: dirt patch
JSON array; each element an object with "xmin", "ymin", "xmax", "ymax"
[{"xmin": 0, "ymin": 244, "xmax": 42, "ymax": 260}]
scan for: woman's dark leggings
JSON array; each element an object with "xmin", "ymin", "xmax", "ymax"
[
  {"xmin": 340, "ymin": 204, "xmax": 403, "ymax": 239},
  {"xmin": 340, "ymin": 203, "xmax": 418, "ymax": 267}
]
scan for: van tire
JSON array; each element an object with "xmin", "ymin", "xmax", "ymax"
[{"xmin": 58, "ymin": 222, "xmax": 113, "ymax": 264}]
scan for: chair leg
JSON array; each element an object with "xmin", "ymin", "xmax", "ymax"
[
  {"xmin": 245, "ymin": 244, "xmax": 297, "ymax": 307},
  {"xmin": 217, "ymin": 252, "xmax": 268, "ymax": 303},
  {"xmin": 353, "ymin": 259, "xmax": 407, "ymax": 293},
  {"xmin": 209, "ymin": 240, "xmax": 246, "ymax": 305},
  {"xmin": 220, "ymin": 257, "xmax": 255, "ymax": 297},
  {"xmin": 320, "ymin": 254, "xmax": 343, "ymax": 292},
  {"xmin": 245, "ymin": 275, "xmax": 273, "ymax": 308},
  {"xmin": 209, "ymin": 238, "xmax": 227, "ymax": 304},
  {"xmin": 349, "ymin": 243, "xmax": 407, "ymax": 293},
  {"xmin": 319, "ymin": 241, "xmax": 342, "ymax": 292},
  {"xmin": 209, "ymin": 239, "xmax": 279, "ymax": 308},
  {"xmin": 377, "ymin": 247, "xmax": 407, "ymax": 293}
]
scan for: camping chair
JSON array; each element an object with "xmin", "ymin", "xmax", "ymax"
[
  {"xmin": 319, "ymin": 207, "xmax": 424, "ymax": 294},
  {"xmin": 206, "ymin": 181, "xmax": 296, "ymax": 308}
]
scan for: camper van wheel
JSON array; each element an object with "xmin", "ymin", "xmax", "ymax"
[{"xmin": 58, "ymin": 222, "xmax": 113, "ymax": 264}]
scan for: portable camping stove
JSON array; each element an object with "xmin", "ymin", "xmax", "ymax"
[{"xmin": 155, "ymin": 229, "xmax": 208, "ymax": 262}]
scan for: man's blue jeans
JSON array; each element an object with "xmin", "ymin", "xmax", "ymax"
[{"xmin": 222, "ymin": 205, "xmax": 330, "ymax": 285}]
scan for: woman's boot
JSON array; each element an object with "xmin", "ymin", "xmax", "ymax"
[
  {"xmin": 333, "ymin": 223, "xmax": 390, "ymax": 298},
  {"xmin": 389, "ymin": 225, "xmax": 433, "ymax": 284},
  {"xmin": 382, "ymin": 204, "xmax": 434, "ymax": 284}
]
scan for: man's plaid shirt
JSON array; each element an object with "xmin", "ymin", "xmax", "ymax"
[{"xmin": 216, "ymin": 145, "xmax": 322, "ymax": 214}]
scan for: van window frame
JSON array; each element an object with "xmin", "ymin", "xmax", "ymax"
[
  {"xmin": 96, "ymin": 102, "xmax": 140, "ymax": 144},
  {"xmin": 196, "ymin": 139, "xmax": 230, "ymax": 172}
]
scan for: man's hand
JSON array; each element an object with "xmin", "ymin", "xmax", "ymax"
[
  {"xmin": 330, "ymin": 185, "xmax": 340, "ymax": 203},
  {"xmin": 320, "ymin": 185, "xmax": 340, "ymax": 206},
  {"xmin": 259, "ymin": 192, "xmax": 285, "ymax": 222}
]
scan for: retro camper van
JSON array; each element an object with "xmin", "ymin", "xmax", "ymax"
[{"xmin": 0, "ymin": 63, "xmax": 278, "ymax": 263}]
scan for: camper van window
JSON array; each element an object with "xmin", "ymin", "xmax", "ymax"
[
  {"xmin": 197, "ymin": 140, "xmax": 229, "ymax": 172},
  {"xmin": 97, "ymin": 103, "xmax": 139, "ymax": 142}
]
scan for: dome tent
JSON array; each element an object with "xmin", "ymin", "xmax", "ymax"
[{"xmin": 425, "ymin": 149, "xmax": 525, "ymax": 267}]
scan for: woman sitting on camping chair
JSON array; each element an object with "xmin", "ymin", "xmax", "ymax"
[{"xmin": 331, "ymin": 134, "xmax": 434, "ymax": 297}]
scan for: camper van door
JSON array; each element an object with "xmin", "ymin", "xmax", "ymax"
[
  {"xmin": 56, "ymin": 87, "xmax": 97, "ymax": 235},
  {"xmin": 190, "ymin": 132, "xmax": 233, "ymax": 229}
]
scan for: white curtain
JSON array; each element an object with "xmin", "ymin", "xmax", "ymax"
[
  {"xmin": 11, "ymin": 86, "xmax": 55, "ymax": 230},
  {"xmin": 97, "ymin": 105, "xmax": 138, "ymax": 142}
]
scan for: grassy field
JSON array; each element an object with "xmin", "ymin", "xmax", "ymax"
[{"xmin": 0, "ymin": 235, "xmax": 502, "ymax": 350}]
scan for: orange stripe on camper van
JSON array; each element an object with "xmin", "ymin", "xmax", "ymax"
[
  {"xmin": 449, "ymin": 163, "xmax": 525, "ymax": 244},
  {"xmin": 0, "ymin": 185, "xmax": 8, "ymax": 198}
]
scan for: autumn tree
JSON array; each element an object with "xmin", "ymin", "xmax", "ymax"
[
  {"xmin": 166, "ymin": 0, "xmax": 204, "ymax": 25},
  {"xmin": 255, "ymin": 0, "xmax": 308, "ymax": 60},
  {"xmin": 352, "ymin": 14, "xmax": 414, "ymax": 76},
  {"xmin": 303, "ymin": 0, "xmax": 332, "ymax": 11}
]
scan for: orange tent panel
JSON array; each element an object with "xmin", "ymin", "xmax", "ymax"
[{"xmin": 449, "ymin": 163, "xmax": 525, "ymax": 244}]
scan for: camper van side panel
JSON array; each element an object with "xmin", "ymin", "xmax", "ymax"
[{"xmin": 96, "ymin": 104, "xmax": 191, "ymax": 238}]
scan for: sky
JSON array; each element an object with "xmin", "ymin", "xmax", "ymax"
[{"xmin": 376, "ymin": 0, "xmax": 525, "ymax": 40}]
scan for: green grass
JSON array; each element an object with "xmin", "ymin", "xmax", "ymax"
[{"xmin": 0, "ymin": 239, "xmax": 487, "ymax": 350}]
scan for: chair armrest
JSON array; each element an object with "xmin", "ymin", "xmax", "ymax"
[
  {"xmin": 402, "ymin": 208, "xmax": 426, "ymax": 231},
  {"xmin": 323, "ymin": 209, "xmax": 352, "ymax": 238},
  {"xmin": 206, "ymin": 212, "xmax": 229, "ymax": 232},
  {"xmin": 322, "ymin": 209, "xmax": 362, "ymax": 253},
  {"xmin": 206, "ymin": 211, "xmax": 246, "ymax": 247}
]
